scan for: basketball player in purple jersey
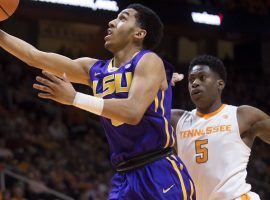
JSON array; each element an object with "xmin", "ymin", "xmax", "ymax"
[{"xmin": 0, "ymin": 4, "xmax": 195, "ymax": 199}]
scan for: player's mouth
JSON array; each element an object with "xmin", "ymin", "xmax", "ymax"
[
  {"xmin": 105, "ymin": 29, "xmax": 113, "ymax": 40},
  {"xmin": 191, "ymin": 89, "xmax": 203, "ymax": 97}
]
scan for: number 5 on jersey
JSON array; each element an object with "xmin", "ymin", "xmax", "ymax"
[{"xmin": 195, "ymin": 139, "xmax": 208, "ymax": 163}]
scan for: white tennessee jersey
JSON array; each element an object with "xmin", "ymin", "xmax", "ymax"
[{"xmin": 176, "ymin": 104, "xmax": 252, "ymax": 200}]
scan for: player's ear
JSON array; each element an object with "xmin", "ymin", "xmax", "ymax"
[
  {"xmin": 217, "ymin": 80, "xmax": 225, "ymax": 91},
  {"xmin": 134, "ymin": 29, "xmax": 147, "ymax": 39}
]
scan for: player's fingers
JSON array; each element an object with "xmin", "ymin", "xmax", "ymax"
[
  {"xmin": 33, "ymin": 83, "xmax": 54, "ymax": 94},
  {"xmin": 42, "ymin": 71, "xmax": 61, "ymax": 83},
  {"xmin": 37, "ymin": 93, "xmax": 54, "ymax": 99},
  {"xmin": 171, "ymin": 81, "xmax": 175, "ymax": 86},
  {"xmin": 171, "ymin": 73, "xmax": 184, "ymax": 86},
  {"xmin": 173, "ymin": 73, "xmax": 184, "ymax": 82},
  {"xmin": 36, "ymin": 76, "xmax": 55, "ymax": 88}
]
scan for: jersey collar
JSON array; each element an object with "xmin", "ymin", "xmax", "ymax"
[{"xmin": 196, "ymin": 104, "xmax": 226, "ymax": 119}]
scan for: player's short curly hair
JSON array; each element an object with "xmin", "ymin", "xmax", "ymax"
[
  {"xmin": 127, "ymin": 4, "xmax": 164, "ymax": 50},
  {"xmin": 189, "ymin": 55, "xmax": 227, "ymax": 83}
]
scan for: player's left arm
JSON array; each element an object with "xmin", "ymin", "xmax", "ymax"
[
  {"xmin": 250, "ymin": 118, "xmax": 270, "ymax": 144},
  {"xmin": 33, "ymin": 53, "xmax": 166, "ymax": 125},
  {"xmin": 238, "ymin": 105, "xmax": 270, "ymax": 144}
]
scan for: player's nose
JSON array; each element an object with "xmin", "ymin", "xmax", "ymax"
[
  {"xmin": 191, "ymin": 79, "xmax": 200, "ymax": 88},
  {"xmin": 108, "ymin": 19, "xmax": 116, "ymax": 28}
]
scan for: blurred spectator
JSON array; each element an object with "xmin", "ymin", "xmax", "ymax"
[{"xmin": 11, "ymin": 183, "xmax": 26, "ymax": 200}]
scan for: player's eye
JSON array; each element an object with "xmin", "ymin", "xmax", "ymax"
[
  {"xmin": 200, "ymin": 75, "xmax": 206, "ymax": 81},
  {"xmin": 188, "ymin": 77, "xmax": 195, "ymax": 83},
  {"xmin": 119, "ymin": 16, "xmax": 127, "ymax": 21}
]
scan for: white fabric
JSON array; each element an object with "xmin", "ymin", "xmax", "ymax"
[
  {"xmin": 176, "ymin": 105, "xmax": 256, "ymax": 200},
  {"xmin": 73, "ymin": 92, "xmax": 104, "ymax": 115}
]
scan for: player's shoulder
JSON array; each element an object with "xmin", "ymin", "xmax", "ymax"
[
  {"xmin": 172, "ymin": 109, "xmax": 187, "ymax": 118},
  {"xmin": 237, "ymin": 105, "xmax": 269, "ymax": 125},
  {"xmin": 139, "ymin": 51, "xmax": 162, "ymax": 64},
  {"xmin": 134, "ymin": 51, "xmax": 165, "ymax": 77},
  {"xmin": 237, "ymin": 105, "xmax": 261, "ymax": 116},
  {"xmin": 74, "ymin": 57, "xmax": 98, "ymax": 66},
  {"xmin": 73, "ymin": 57, "xmax": 100, "ymax": 74}
]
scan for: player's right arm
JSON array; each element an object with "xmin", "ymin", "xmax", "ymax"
[
  {"xmin": 171, "ymin": 109, "xmax": 186, "ymax": 152},
  {"xmin": 33, "ymin": 52, "xmax": 166, "ymax": 125},
  {"xmin": 0, "ymin": 30, "xmax": 97, "ymax": 85},
  {"xmin": 171, "ymin": 109, "xmax": 185, "ymax": 130}
]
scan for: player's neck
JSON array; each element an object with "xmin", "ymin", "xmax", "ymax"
[
  {"xmin": 197, "ymin": 99, "xmax": 223, "ymax": 114},
  {"xmin": 113, "ymin": 46, "xmax": 142, "ymax": 68}
]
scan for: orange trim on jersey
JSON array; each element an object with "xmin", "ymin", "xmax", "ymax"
[
  {"xmin": 240, "ymin": 194, "xmax": 250, "ymax": 200},
  {"xmin": 166, "ymin": 157, "xmax": 187, "ymax": 200},
  {"xmin": 196, "ymin": 104, "xmax": 226, "ymax": 119},
  {"xmin": 161, "ymin": 91, "xmax": 171, "ymax": 148}
]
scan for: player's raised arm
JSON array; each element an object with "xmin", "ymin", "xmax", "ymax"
[
  {"xmin": 0, "ymin": 30, "xmax": 97, "ymax": 85},
  {"xmin": 33, "ymin": 53, "xmax": 167, "ymax": 125}
]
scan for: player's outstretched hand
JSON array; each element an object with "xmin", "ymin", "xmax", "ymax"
[
  {"xmin": 171, "ymin": 73, "xmax": 184, "ymax": 86},
  {"xmin": 33, "ymin": 71, "xmax": 76, "ymax": 105}
]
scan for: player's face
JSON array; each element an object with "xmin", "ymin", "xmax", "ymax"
[
  {"xmin": 104, "ymin": 8, "xmax": 142, "ymax": 52},
  {"xmin": 188, "ymin": 65, "xmax": 223, "ymax": 107}
]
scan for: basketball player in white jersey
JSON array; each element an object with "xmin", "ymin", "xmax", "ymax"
[{"xmin": 171, "ymin": 55, "xmax": 270, "ymax": 200}]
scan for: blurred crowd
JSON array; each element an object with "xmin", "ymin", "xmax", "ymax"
[
  {"xmin": 0, "ymin": 54, "xmax": 112, "ymax": 199},
  {"xmin": 0, "ymin": 52, "xmax": 269, "ymax": 200}
]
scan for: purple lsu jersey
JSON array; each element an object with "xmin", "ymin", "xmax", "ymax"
[{"xmin": 89, "ymin": 50, "xmax": 175, "ymax": 166}]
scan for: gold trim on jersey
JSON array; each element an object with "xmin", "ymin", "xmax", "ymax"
[
  {"xmin": 196, "ymin": 104, "xmax": 226, "ymax": 119},
  {"xmin": 160, "ymin": 91, "xmax": 171, "ymax": 148},
  {"xmin": 189, "ymin": 180, "xmax": 195, "ymax": 200},
  {"xmin": 171, "ymin": 126, "xmax": 175, "ymax": 146},
  {"xmin": 171, "ymin": 153, "xmax": 194, "ymax": 200},
  {"xmin": 166, "ymin": 157, "xmax": 187, "ymax": 200},
  {"xmin": 107, "ymin": 51, "xmax": 140, "ymax": 72},
  {"xmin": 171, "ymin": 155, "xmax": 184, "ymax": 170},
  {"xmin": 154, "ymin": 96, "xmax": 159, "ymax": 112},
  {"xmin": 107, "ymin": 59, "xmax": 117, "ymax": 72}
]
